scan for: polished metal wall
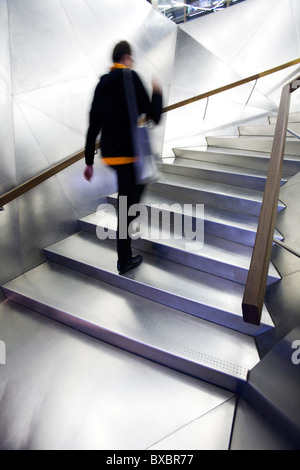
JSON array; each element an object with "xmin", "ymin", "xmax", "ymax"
[
  {"xmin": 163, "ymin": 0, "xmax": 300, "ymax": 155},
  {"xmin": 0, "ymin": 0, "xmax": 176, "ymax": 286},
  {"xmin": 1, "ymin": 0, "xmax": 300, "ymax": 288}
]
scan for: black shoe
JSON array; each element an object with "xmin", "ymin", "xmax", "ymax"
[{"xmin": 117, "ymin": 255, "xmax": 143, "ymax": 275}]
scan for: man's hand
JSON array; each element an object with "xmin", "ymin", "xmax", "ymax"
[{"xmin": 84, "ymin": 165, "xmax": 93, "ymax": 182}]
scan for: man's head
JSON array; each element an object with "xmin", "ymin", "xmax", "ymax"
[{"xmin": 112, "ymin": 41, "xmax": 133, "ymax": 67}]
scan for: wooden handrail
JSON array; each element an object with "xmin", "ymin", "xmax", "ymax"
[
  {"xmin": 242, "ymin": 75, "xmax": 300, "ymax": 325},
  {"xmin": 1, "ymin": 58, "xmax": 300, "ymax": 209},
  {"xmin": 163, "ymin": 58, "xmax": 300, "ymax": 113},
  {"xmin": 0, "ymin": 142, "xmax": 100, "ymax": 209}
]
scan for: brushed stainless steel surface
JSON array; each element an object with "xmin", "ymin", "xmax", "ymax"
[
  {"xmin": 231, "ymin": 398, "xmax": 297, "ymax": 450},
  {"xmin": 0, "ymin": 201, "xmax": 22, "ymax": 286},
  {"xmin": 206, "ymin": 136, "xmax": 300, "ymax": 156},
  {"xmin": 17, "ymin": 178, "xmax": 79, "ymax": 273},
  {"xmin": 149, "ymin": 396, "xmax": 236, "ymax": 450},
  {"xmin": 272, "ymin": 172, "xmax": 300, "ymax": 278},
  {"xmin": 2, "ymin": 261, "xmax": 261, "ymax": 392},
  {"xmin": 0, "ymin": 0, "xmax": 174, "ymax": 287},
  {"xmin": 14, "ymin": 95, "xmax": 86, "ymax": 168},
  {"xmin": 160, "ymin": 159, "xmax": 281, "ymax": 192},
  {"xmin": 239, "ymin": 123, "xmax": 300, "ymax": 137},
  {"xmin": 80, "ymin": 210, "xmax": 280, "ymax": 286},
  {"xmin": 151, "ymin": 172, "xmax": 286, "ymax": 216},
  {"xmin": 0, "ymin": 0, "xmax": 11, "ymax": 93},
  {"xmin": 173, "ymin": 146, "xmax": 300, "ymax": 177},
  {"xmin": 43, "ymin": 232, "xmax": 274, "ymax": 335},
  {"xmin": 0, "ymin": 94, "xmax": 15, "ymax": 193},
  {"xmin": 9, "ymin": 0, "xmax": 94, "ymax": 94},
  {"xmin": 270, "ymin": 111, "xmax": 300, "ymax": 124},
  {"xmin": 162, "ymin": 0, "xmax": 300, "ymax": 157},
  {"xmin": 108, "ymin": 190, "xmax": 283, "ymax": 248},
  {"xmin": 0, "ymin": 299, "xmax": 235, "ymax": 450},
  {"xmin": 232, "ymin": 326, "xmax": 300, "ymax": 449}
]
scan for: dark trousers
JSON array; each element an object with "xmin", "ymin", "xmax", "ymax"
[{"xmin": 111, "ymin": 163, "xmax": 145, "ymax": 263}]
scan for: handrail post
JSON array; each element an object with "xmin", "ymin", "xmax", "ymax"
[{"xmin": 242, "ymin": 83, "xmax": 292, "ymax": 325}]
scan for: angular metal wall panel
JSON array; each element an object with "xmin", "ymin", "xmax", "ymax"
[
  {"xmin": 8, "ymin": 0, "xmax": 95, "ymax": 94},
  {"xmin": 59, "ymin": 0, "xmax": 114, "ymax": 76},
  {"xmin": 0, "ymin": 202, "xmax": 22, "ymax": 286},
  {"xmin": 12, "ymin": 101, "xmax": 51, "ymax": 185},
  {"xmin": 0, "ymin": 0, "xmax": 176, "ymax": 285},
  {"xmin": 15, "ymin": 77, "xmax": 98, "ymax": 138},
  {"xmin": 163, "ymin": 0, "xmax": 300, "ymax": 156},
  {"xmin": 14, "ymin": 99, "xmax": 85, "ymax": 166},
  {"xmin": 17, "ymin": 178, "xmax": 79, "ymax": 272},
  {"xmin": 0, "ymin": 0, "xmax": 11, "ymax": 93},
  {"xmin": 1, "ymin": 0, "xmax": 299, "ymax": 285},
  {"xmin": 0, "ymin": 93, "xmax": 15, "ymax": 192}
]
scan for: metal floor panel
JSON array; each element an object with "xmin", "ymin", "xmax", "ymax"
[
  {"xmin": 43, "ymin": 231, "xmax": 274, "ymax": 335},
  {"xmin": 0, "ymin": 300, "xmax": 236, "ymax": 450},
  {"xmin": 2, "ymin": 262, "xmax": 261, "ymax": 393},
  {"xmin": 148, "ymin": 396, "xmax": 236, "ymax": 450}
]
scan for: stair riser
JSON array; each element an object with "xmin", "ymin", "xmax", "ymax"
[{"xmin": 2, "ymin": 288, "xmax": 246, "ymax": 393}]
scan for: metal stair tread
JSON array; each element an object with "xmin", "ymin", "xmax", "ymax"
[
  {"xmin": 44, "ymin": 232, "xmax": 274, "ymax": 334},
  {"xmin": 2, "ymin": 261, "xmax": 261, "ymax": 391},
  {"xmin": 173, "ymin": 145, "xmax": 300, "ymax": 162},
  {"xmin": 269, "ymin": 112, "xmax": 300, "ymax": 124},
  {"xmin": 161, "ymin": 158, "xmax": 272, "ymax": 180},
  {"xmin": 239, "ymin": 123, "xmax": 300, "ymax": 136},
  {"xmin": 154, "ymin": 171, "xmax": 285, "ymax": 208},
  {"xmin": 109, "ymin": 190, "xmax": 282, "ymax": 240},
  {"xmin": 205, "ymin": 135, "xmax": 300, "ymax": 156},
  {"xmin": 207, "ymin": 135, "xmax": 300, "ymax": 142},
  {"xmin": 80, "ymin": 210, "xmax": 280, "ymax": 284},
  {"xmin": 160, "ymin": 159, "xmax": 287, "ymax": 193}
]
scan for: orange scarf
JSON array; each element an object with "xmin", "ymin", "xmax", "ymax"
[{"xmin": 110, "ymin": 63, "xmax": 128, "ymax": 71}]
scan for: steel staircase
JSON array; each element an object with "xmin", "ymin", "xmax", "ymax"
[{"xmin": 3, "ymin": 112, "xmax": 300, "ymax": 394}]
